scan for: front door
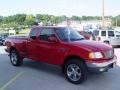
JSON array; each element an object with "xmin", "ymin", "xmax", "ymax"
[{"xmin": 36, "ymin": 27, "xmax": 65, "ymax": 64}]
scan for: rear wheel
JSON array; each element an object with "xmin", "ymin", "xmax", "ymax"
[
  {"xmin": 64, "ymin": 59, "xmax": 87, "ymax": 84},
  {"xmin": 10, "ymin": 49, "xmax": 23, "ymax": 66}
]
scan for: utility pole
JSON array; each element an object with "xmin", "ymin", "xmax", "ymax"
[
  {"xmin": 116, "ymin": 18, "xmax": 118, "ymax": 27},
  {"xmin": 101, "ymin": 0, "xmax": 105, "ymax": 28}
]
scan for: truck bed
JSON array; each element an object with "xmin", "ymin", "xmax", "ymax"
[
  {"xmin": 5, "ymin": 35, "xmax": 29, "ymax": 57},
  {"xmin": 8, "ymin": 35, "xmax": 28, "ymax": 39}
]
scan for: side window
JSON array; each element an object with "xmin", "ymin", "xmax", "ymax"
[
  {"xmin": 101, "ymin": 31, "xmax": 106, "ymax": 36},
  {"xmin": 108, "ymin": 31, "xmax": 114, "ymax": 37},
  {"xmin": 40, "ymin": 28, "xmax": 55, "ymax": 41},
  {"xmin": 30, "ymin": 28, "xmax": 39, "ymax": 37}
]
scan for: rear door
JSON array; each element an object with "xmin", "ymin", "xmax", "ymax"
[{"xmin": 27, "ymin": 27, "xmax": 40, "ymax": 60}]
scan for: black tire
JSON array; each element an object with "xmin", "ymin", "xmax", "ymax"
[
  {"xmin": 10, "ymin": 49, "xmax": 23, "ymax": 66},
  {"xmin": 64, "ymin": 59, "xmax": 87, "ymax": 84}
]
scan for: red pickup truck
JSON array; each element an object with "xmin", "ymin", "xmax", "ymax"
[{"xmin": 5, "ymin": 26, "xmax": 116, "ymax": 84}]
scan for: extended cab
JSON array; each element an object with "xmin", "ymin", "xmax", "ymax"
[{"xmin": 5, "ymin": 26, "xmax": 116, "ymax": 84}]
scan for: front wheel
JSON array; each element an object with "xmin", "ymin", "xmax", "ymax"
[
  {"xmin": 64, "ymin": 59, "xmax": 87, "ymax": 84},
  {"xmin": 10, "ymin": 50, "xmax": 23, "ymax": 66}
]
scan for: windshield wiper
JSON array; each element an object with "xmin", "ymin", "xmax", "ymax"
[{"xmin": 71, "ymin": 38, "xmax": 84, "ymax": 41}]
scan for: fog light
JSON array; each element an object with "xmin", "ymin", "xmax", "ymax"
[{"xmin": 99, "ymin": 68, "xmax": 105, "ymax": 72}]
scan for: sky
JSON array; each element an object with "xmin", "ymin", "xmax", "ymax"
[{"xmin": 0, "ymin": 0, "xmax": 120, "ymax": 17}]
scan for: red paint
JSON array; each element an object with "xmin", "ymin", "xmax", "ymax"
[{"xmin": 5, "ymin": 26, "xmax": 114, "ymax": 66}]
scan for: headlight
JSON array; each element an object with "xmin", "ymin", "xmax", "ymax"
[{"xmin": 89, "ymin": 52, "xmax": 103, "ymax": 59}]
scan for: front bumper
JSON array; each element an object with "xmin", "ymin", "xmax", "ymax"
[{"xmin": 86, "ymin": 56, "xmax": 117, "ymax": 72}]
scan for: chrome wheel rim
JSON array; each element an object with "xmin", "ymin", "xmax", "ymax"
[
  {"xmin": 11, "ymin": 52, "xmax": 17, "ymax": 65},
  {"xmin": 67, "ymin": 64, "xmax": 81, "ymax": 81}
]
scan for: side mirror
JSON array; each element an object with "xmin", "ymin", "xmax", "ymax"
[
  {"xmin": 30, "ymin": 36, "xmax": 36, "ymax": 40},
  {"xmin": 48, "ymin": 36, "xmax": 58, "ymax": 43}
]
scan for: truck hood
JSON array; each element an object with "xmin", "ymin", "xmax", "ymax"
[{"xmin": 69, "ymin": 40, "xmax": 112, "ymax": 52}]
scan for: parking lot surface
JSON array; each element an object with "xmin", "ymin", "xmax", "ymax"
[{"xmin": 0, "ymin": 46, "xmax": 120, "ymax": 90}]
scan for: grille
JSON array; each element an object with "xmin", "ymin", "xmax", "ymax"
[{"xmin": 104, "ymin": 50, "xmax": 113, "ymax": 59}]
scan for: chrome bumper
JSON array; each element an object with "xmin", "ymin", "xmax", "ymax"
[
  {"xmin": 86, "ymin": 56, "xmax": 117, "ymax": 72},
  {"xmin": 87, "ymin": 59, "xmax": 116, "ymax": 68}
]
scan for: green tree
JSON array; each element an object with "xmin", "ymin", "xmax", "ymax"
[
  {"xmin": 82, "ymin": 16, "xmax": 87, "ymax": 20},
  {"xmin": 113, "ymin": 15, "xmax": 120, "ymax": 27},
  {"xmin": 13, "ymin": 14, "xmax": 26, "ymax": 25},
  {"xmin": 71, "ymin": 16, "xmax": 81, "ymax": 21},
  {"xmin": 0, "ymin": 16, "xmax": 3, "ymax": 23},
  {"xmin": 24, "ymin": 15, "xmax": 35, "ymax": 26}
]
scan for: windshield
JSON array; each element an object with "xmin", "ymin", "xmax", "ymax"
[{"xmin": 55, "ymin": 27, "xmax": 84, "ymax": 42}]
